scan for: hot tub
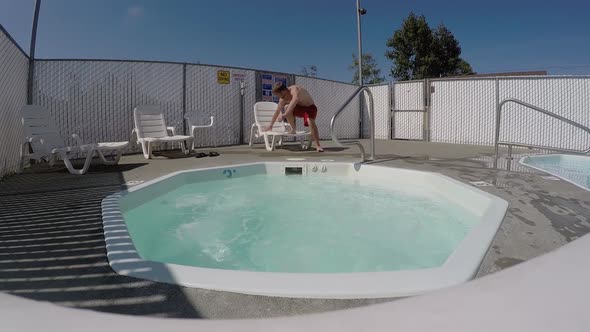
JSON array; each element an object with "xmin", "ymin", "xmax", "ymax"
[{"xmin": 101, "ymin": 162, "xmax": 508, "ymax": 299}]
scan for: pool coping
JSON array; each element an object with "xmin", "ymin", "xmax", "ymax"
[{"xmin": 101, "ymin": 162, "xmax": 509, "ymax": 299}]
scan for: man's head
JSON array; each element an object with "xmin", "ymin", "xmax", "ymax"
[{"xmin": 271, "ymin": 82, "xmax": 289, "ymax": 99}]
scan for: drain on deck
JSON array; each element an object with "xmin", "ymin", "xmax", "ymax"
[{"xmin": 470, "ymin": 181, "xmax": 493, "ymax": 187}]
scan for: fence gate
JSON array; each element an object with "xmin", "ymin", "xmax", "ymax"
[{"xmin": 391, "ymin": 80, "xmax": 427, "ymax": 140}]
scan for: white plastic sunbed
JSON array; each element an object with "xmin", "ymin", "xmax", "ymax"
[
  {"xmin": 132, "ymin": 105, "xmax": 193, "ymax": 159},
  {"xmin": 249, "ymin": 102, "xmax": 311, "ymax": 151},
  {"xmin": 18, "ymin": 105, "xmax": 129, "ymax": 175}
]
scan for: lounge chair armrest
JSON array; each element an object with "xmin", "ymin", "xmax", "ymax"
[
  {"xmin": 68, "ymin": 123, "xmax": 91, "ymax": 141},
  {"xmin": 186, "ymin": 115, "xmax": 214, "ymax": 128},
  {"xmin": 184, "ymin": 115, "xmax": 193, "ymax": 132},
  {"xmin": 129, "ymin": 128, "xmax": 139, "ymax": 145},
  {"xmin": 26, "ymin": 136, "xmax": 43, "ymax": 144},
  {"xmin": 166, "ymin": 126, "xmax": 176, "ymax": 136},
  {"xmin": 71, "ymin": 133, "xmax": 85, "ymax": 146}
]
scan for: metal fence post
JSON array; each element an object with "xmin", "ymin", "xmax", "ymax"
[
  {"xmin": 27, "ymin": 0, "xmax": 42, "ymax": 104},
  {"xmin": 424, "ymin": 79, "xmax": 431, "ymax": 142},
  {"xmin": 495, "ymin": 76, "xmax": 500, "ymax": 132},
  {"xmin": 182, "ymin": 63, "xmax": 187, "ymax": 135},
  {"xmin": 493, "ymin": 76, "xmax": 500, "ymax": 168},
  {"xmin": 423, "ymin": 79, "xmax": 432, "ymax": 142},
  {"xmin": 390, "ymin": 81, "xmax": 395, "ymax": 140},
  {"xmin": 239, "ymin": 80, "xmax": 245, "ymax": 145}
]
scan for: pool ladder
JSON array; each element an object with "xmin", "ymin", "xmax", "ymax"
[
  {"xmin": 494, "ymin": 98, "xmax": 590, "ymax": 170},
  {"xmin": 330, "ymin": 86, "xmax": 375, "ymax": 162}
]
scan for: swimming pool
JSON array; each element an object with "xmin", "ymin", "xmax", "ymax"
[
  {"xmin": 520, "ymin": 154, "xmax": 590, "ymax": 191},
  {"xmin": 102, "ymin": 162, "xmax": 508, "ymax": 298}
]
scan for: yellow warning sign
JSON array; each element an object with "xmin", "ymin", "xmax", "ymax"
[{"xmin": 217, "ymin": 70, "xmax": 230, "ymax": 84}]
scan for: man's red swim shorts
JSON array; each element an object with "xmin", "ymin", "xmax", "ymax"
[{"xmin": 292, "ymin": 104, "xmax": 318, "ymax": 127}]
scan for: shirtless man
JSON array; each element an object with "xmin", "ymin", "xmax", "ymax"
[{"xmin": 266, "ymin": 82, "xmax": 324, "ymax": 152}]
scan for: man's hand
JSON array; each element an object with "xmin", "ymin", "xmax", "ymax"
[{"xmin": 264, "ymin": 125, "xmax": 273, "ymax": 132}]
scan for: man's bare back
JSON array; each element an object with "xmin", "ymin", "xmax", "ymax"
[
  {"xmin": 268, "ymin": 82, "xmax": 323, "ymax": 152},
  {"xmin": 282, "ymin": 85, "xmax": 315, "ymax": 107}
]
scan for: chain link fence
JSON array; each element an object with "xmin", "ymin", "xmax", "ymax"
[
  {"xmin": 4, "ymin": 15, "xmax": 590, "ymax": 180},
  {"xmin": 392, "ymin": 81, "xmax": 425, "ymax": 140},
  {"xmin": 28, "ymin": 61, "xmax": 367, "ymax": 157},
  {"xmin": 498, "ymin": 77, "xmax": 590, "ymax": 151},
  {"xmin": 0, "ymin": 25, "xmax": 29, "ymax": 178},
  {"xmin": 186, "ymin": 65, "xmax": 256, "ymax": 147},
  {"xmin": 362, "ymin": 84, "xmax": 390, "ymax": 139},
  {"xmin": 422, "ymin": 76, "xmax": 590, "ymax": 150},
  {"xmin": 32, "ymin": 60, "xmax": 183, "ymax": 154},
  {"xmin": 430, "ymin": 78, "xmax": 496, "ymax": 145}
]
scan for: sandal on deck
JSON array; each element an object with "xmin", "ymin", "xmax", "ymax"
[{"xmin": 195, "ymin": 152, "xmax": 208, "ymax": 158}]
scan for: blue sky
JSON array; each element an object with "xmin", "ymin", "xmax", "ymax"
[{"xmin": 1, "ymin": 0, "xmax": 590, "ymax": 82}]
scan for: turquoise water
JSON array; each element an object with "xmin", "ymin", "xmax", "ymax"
[
  {"xmin": 522, "ymin": 154, "xmax": 590, "ymax": 190},
  {"xmin": 123, "ymin": 174, "xmax": 478, "ymax": 273}
]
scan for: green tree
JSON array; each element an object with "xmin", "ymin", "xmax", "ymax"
[
  {"xmin": 301, "ymin": 65, "xmax": 318, "ymax": 77},
  {"xmin": 432, "ymin": 24, "xmax": 474, "ymax": 76},
  {"xmin": 349, "ymin": 53, "xmax": 385, "ymax": 85},
  {"xmin": 454, "ymin": 59, "xmax": 474, "ymax": 76},
  {"xmin": 385, "ymin": 12, "xmax": 473, "ymax": 80}
]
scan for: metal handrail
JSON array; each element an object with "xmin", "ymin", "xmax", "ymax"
[
  {"xmin": 330, "ymin": 86, "xmax": 375, "ymax": 162},
  {"xmin": 494, "ymin": 98, "xmax": 590, "ymax": 168}
]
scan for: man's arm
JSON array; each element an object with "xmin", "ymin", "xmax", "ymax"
[{"xmin": 266, "ymin": 99, "xmax": 285, "ymax": 131}]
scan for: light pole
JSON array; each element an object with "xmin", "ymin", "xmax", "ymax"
[
  {"xmin": 356, "ymin": 0, "xmax": 367, "ymax": 86},
  {"xmin": 27, "ymin": 0, "xmax": 42, "ymax": 104}
]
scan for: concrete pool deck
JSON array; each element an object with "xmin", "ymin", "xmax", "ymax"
[{"xmin": 1, "ymin": 139, "xmax": 589, "ymax": 319}]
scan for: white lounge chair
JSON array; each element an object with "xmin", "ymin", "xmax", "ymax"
[
  {"xmin": 132, "ymin": 105, "xmax": 193, "ymax": 159},
  {"xmin": 185, "ymin": 112, "xmax": 215, "ymax": 150},
  {"xmin": 249, "ymin": 102, "xmax": 311, "ymax": 151},
  {"xmin": 18, "ymin": 105, "xmax": 129, "ymax": 175}
]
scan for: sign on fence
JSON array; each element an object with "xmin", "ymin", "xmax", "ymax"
[
  {"xmin": 261, "ymin": 73, "xmax": 288, "ymax": 102},
  {"xmin": 217, "ymin": 70, "xmax": 230, "ymax": 84}
]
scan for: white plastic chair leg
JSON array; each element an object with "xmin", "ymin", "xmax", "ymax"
[
  {"xmin": 249, "ymin": 124, "xmax": 257, "ymax": 147},
  {"xmin": 97, "ymin": 149, "xmax": 122, "ymax": 165},
  {"xmin": 49, "ymin": 155, "xmax": 57, "ymax": 167},
  {"xmin": 140, "ymin": 141, "xmax": 150, "ymax": 159},
  {"xmin": 190, "ymin": 129, "xmax": 196, "ymax": 151},
  {"xmin": 270, "ymin": 135, "xmax": 279, "ymax": 151},
  {"xmin": 17, "ymin": 142, "xmax": 28, "ymax": 174},
  {"xmin": 59, "ymin": 150, "xmax": 95, "ymax": 175},
  {"xmin": 146, "ymin": 141, "xmax": 155, "ymax": 159},
  {"xmin": 263, "ymin": 134, "xmax": 274, "ymax": 151},
  {"xmin": 182, "ymin": 138, "xmax": 193, "ymax": 155}
]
